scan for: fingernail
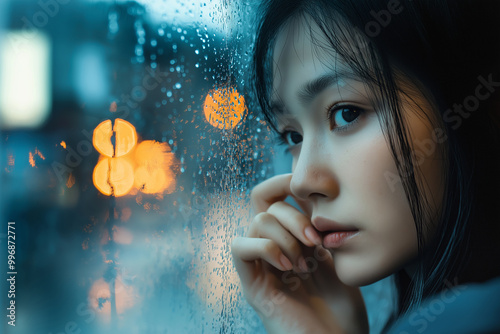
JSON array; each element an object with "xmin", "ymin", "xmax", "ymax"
[
  {"xmin": 298, "ymin": 256, "xmax": 308, "ymax": 272},
  {"xmin": 280, "ymin": 254, "xmax": 293, "ymax": 271},
  {"xmin": 304, "ymin": 226, "xmax": 322, "ymax": 245}
]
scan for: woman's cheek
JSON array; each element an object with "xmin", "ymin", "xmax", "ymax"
[{"xmin": 334, "ymin": 128, "xmax": 419, "ymax": 284}]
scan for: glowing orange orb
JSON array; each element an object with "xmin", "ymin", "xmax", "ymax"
[
  {"xmin": 93, "ymin": 120, "xmax": 113, "ymax": 157},
  {"xmin": 92, "ymin": 119, "xmax": 176, "ymax": 197},
  {"xmin": 203, "ymin": 87, "xmax": 246, "ymax": 129},
  {"xmin": 93, "ymin": 157, "xmax": 134, "ymax": 197},
  {"xmin": 93, "ymin": 118, "xmax": 137, "ymax": 157},
  {"xmin": 133, "ymin": 140, "xmax": 175, "ymax": 194}
]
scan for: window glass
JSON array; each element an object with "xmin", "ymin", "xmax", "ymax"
[
  {"xmin": 0, "ymin": 0, "xmax": 272, "ymax": 332},
  {"xmin": 0, "ymin": 1, "xmax": 392, "ymax": 333}
]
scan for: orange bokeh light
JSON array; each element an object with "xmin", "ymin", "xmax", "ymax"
[
  {"xmin": 114, "ymin": 119, "xmax": 137, "ymax": 157},
  {"xmin": 92, "ymin": 119, "xmax": 176, "ymax": 197},
  {"xmin": 203, "ymin": 87, "xmax": 246, "ymax": 129},
  {"xmin": 93, "ymin": 119, "xmax": 137, "ymax": 158},
  {"xmin": 93, "ymin": 157, "xmax": 134, "ymax": 197},
  {"xmin": 134, "ymin": 140, "xmax": 173, "ymax": 166},
  {"xmin": 93, "ymin": 120, "xmax": 113, "ymax": 157},
  {"xmin": 133, "ymin": 140, "xmax": 175, "ymax": 194}
]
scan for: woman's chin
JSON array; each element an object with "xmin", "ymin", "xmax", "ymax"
[
  {"xmin": 333, "ymin": 256, "xmax": 393, "ymax": 287},
  {"xmin": 337, "ymin": 271, "xmax": 382, "ymax": 287}
]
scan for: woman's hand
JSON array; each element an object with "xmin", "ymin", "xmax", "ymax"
[{"xmin": 231, "ymin": 174, "xmax": 368, "ymax": 334}]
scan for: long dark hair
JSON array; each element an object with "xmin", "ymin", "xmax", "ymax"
[{"xmin": 252, "ymin": 0, "xmax": 500, "ymax": 319}]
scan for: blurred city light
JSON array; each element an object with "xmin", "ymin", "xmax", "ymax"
[
  {"xmin": 92, "ymin": 119, "xmax": 176, "ymax": 197},
  {"xmin": 203, "ymin": 86, "xmax": 247, "ymax": 130},
  {"xmin": 0, "ymin": 30, "xmax": 51, "ymax": 129}
]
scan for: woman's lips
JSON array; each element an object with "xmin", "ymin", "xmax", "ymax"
[
  {"xmin": 323, "ymin": 231, "xmax": 359, "ymax": 249},
  {"xmin": 311, "ymin": 216, "xmax": 359, "ymax": 249}
]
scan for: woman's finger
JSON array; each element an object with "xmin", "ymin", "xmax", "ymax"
[
  {"xmin": 251, "ymin": 173, "xmax": 293, "ymax": 213},
  {"xmin": 251, "ymin": 173, "xmax": 313, "ymax": 217},
  {"xmin": 248, "ymin": 212, "xmax": 308, "ymax": 272},
  {"xmin": 231, "ymin": 236, "xmax": 293, "ymax": 287},
  {"xmin": 266, "ymin": 201, "xmax": 322, "ymax": 247}
]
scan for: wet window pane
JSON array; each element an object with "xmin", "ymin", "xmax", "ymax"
[{"xmin": 0, "ymin": 0, "xmax": 392, "ymax": 333}]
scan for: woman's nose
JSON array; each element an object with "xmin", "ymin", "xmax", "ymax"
[{"xmin": 289, "ymin": 143, "xmax": 339, "ymax": 201}]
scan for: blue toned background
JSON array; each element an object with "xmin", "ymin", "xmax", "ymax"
[{"xmin": 0, "ymin": 0, "xmax": 392, "ymax": 333}]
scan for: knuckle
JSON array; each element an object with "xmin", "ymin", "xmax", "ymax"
[
  {"xmin": 248, "ymin": 212, "xmax": 272, "ymax": 236},
  {"xmin": 230, "ymin": 237, "xmax": 241, "ymax": 250},
  {"xmin": 253, "ymin": 212, "xmax": 271, "ymax": 226}
]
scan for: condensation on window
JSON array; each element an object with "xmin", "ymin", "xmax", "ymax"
[
  {"xmin": 0, "ymin": 0, "xmax": 394, "ymax": 332},
  {"xmin": 0, "ymin": 0, "xmax": 273, "ymax": 333}
]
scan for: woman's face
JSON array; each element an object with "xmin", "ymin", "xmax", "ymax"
[{"xmin": 271, "ymin": 18, "xmax": 445, "ymax": 286}]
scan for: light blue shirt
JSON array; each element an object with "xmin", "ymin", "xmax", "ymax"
[{"xmin": 388, "ymin": 276, "xmax": 500, "ymax": 333}]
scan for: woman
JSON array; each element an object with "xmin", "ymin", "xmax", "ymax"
[{"xmin": 231, "ymin": 0, "xmax": 500, "ymax": 333}]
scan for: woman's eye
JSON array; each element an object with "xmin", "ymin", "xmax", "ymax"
[
  {"xmin": 280, "ymin": 130, "xmax": 303, "ymax": 146},
  {"xmin": 329, "ymin": 105, "xmax": 365, "ymax": 130}
]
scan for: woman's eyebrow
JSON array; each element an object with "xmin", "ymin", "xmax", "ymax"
[
  {"xmin": 270, "ymin": 69, "xmax": 361, "ymax": 114},
  {"xmin": 297, "ymin": 70, "xmax": 359, "ymax": 105}
]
